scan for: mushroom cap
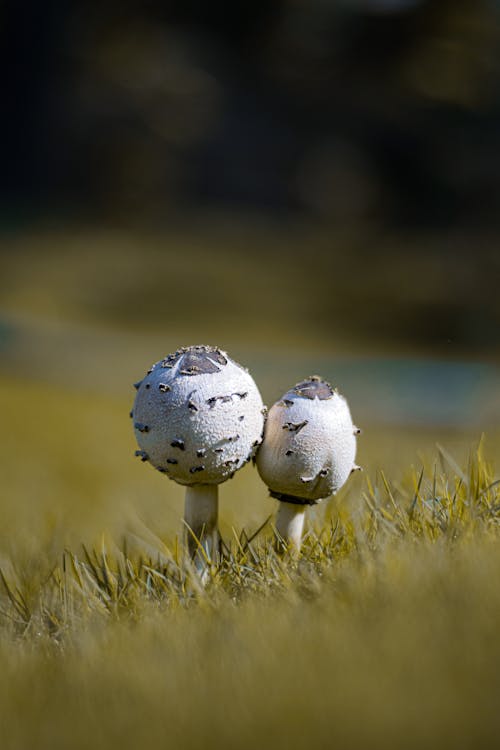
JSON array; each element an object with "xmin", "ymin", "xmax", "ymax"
[
  {"xmin": 256, "ymin": 376, "xmax": 357, "ymax": 503},
  {"xmin": 132, "ymin": 345, "xmax": 265, "ymax": 486}
]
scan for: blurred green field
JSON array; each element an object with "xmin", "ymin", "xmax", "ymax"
[{"xmin": 2, "ymin": 224, "xmax": 498, "ymax": 356}]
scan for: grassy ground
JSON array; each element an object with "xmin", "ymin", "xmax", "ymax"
[
  {"xmin": 0, "ymin": 223, "xmax": 498, "ymax": 748},
  {"xmin": 0, "ymin": 375, "xmax": 499, "ymax": 749}
]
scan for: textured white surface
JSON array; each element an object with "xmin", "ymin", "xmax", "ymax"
[
  {"xmin": 132, "ymin": 346, "xmax": 265, "ymax": 486},
  {"xmin": 256, "ymin": 378, "xmax": 357, "ymax": 502}
]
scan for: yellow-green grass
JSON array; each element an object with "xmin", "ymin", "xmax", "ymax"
[
  {"xmin": 0, "ymin": 375, "xmax": 489, "ymax": 558},
  {"xmin": 0, "ymin": 376, "xmax": 499, "ymax": 750}
]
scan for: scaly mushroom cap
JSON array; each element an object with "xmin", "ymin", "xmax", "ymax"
[
  {"xmin": 256, "ymin": 376, "xmax": 358, "ymax": 504},
  {"xmin": 131, "ymin": 345, "xmax": 266, "ymax": 486}
]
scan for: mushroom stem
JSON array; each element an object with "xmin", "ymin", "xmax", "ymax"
[
  {"xmin": 184, "ymin": 485, "xmax": 219, "ymax": 565},
  {"xmin": 275, "ymin": 502, "xmax": 307, "ymax": 554}
]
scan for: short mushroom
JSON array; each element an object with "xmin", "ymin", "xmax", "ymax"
[
  {"xmin": 131, "ymin": 345, "xmax": 265, "ymax": 565},
  {"xmin": 256, "ymin": 376, "xmax": 360, "ymax": 553}
]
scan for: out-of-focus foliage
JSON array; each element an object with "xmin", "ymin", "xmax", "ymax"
[
  {"xmin": 3, "ymin": 0, "xmax": 500, "ymax": 226},
  {"xmin": 2, "ymin": 1, "xmax": 500, "ymax": 354}
]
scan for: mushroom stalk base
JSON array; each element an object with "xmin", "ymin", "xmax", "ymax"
[
  {"xmin": 184, "ymin": 485, "xmax": 219, "ymax": 565},
  {"xmin": 275, "ymin": 501, "xmax": 307, "ymax": 554}
]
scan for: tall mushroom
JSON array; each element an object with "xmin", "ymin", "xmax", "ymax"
[
  {"xmin": 256, "ymin": 376, "xmax": 360, "ymax": 553},
  {"xmin": 131, "ymin": 345, "xmax": 265, "ymax": 565}
]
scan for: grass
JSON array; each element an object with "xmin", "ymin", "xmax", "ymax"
[
  {"xmin": 0, "ymin": 373, "xmax": 499, "ymax": 749},
  {"xmin": 0, "ymin": 219, "xmax": 498, "ymax": 750}
]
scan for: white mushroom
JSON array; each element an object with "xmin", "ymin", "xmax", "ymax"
[
  {"xmin": 131, "ymin": 345, "xmax": 265, "ymax": 565},
  {"xmin": 256, "ymin": 376, "xmax": 360, "ymax": 553}
]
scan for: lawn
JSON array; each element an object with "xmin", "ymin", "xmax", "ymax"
[
  {"xmin": 0, "ymin": 375, "xmax": 499, "ymax": 750},
  {"xmin": 0, "ymin": 226, "xmax": 499, "ymax": 748}
]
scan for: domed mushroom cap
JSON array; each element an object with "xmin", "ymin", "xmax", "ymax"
[
  {"xmin": 132, "ymin": 345, "xmax": 265, "ymax": 486},
  {"xmin": 256, "ymin": 376, "xmax": 358, "ymax": 504}
]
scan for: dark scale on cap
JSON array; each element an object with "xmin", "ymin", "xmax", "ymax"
[
  {"xmin": 171, "ymin": 439, "xmax": 185, "ymax": 451},
  {"xmin": 196, "ymin": 448, "xmax": 206, "ymax": 458},
  {"xmin": 190, "ymin": 465, "xmax": 205, "ymax": 474},
  {"xmin": 206, "ymin": 392, "xmax": 243, "ymax": 408},
  {"xmin": 133, "ymin": 380, "xmax": 142, "ymax": 390},
  {"xmin": 161, "ymin": 345, "xmax": 227, "ymax": 375},
  {"xmin": 238, "ymin": 415, "xmax": 245, "ymax": 421},
  {"xmin": 135, "ymin": 450, "xmax": 149, "ymax": 462},
  {"xmin": 158, "ymin": 383, "xmax": 171, "ymax": 393},
  {"xmin": 285, "ymin": 449, "xmax": 294, "ymax": 456},
  {"xmin": 293, "ymin": 376, "xmax": 334, "ymax": 400},
  {"xmin": 166, "ymin": 458, "xmax": 178, "ymax": 465},
  {"xmin": 282, "ymin": 420, "xmax": 308, "ymax": 433},
  {"xmin": 134, "ymin": 422, "xmax": 149, "ymax": 433}
]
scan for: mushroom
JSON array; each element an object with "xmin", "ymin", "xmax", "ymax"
[
  {"xmin": 256, "ymin": 376, "xmax": 360, "ymax": 553},
  {"xmin": 131, "ymin": 345, "xmax": 265, "ymax": 566}
]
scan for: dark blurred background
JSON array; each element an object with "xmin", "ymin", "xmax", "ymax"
[
  {"xmin": 2, "ymin": 0, "xmax": 500, "ymax": 227},
  {"xmin": 0, "ymin": 0, "xmax": 499, "ymax": 427}
]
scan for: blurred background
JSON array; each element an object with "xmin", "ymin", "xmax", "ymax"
[{"xmin": 0, "ymin": 0, "xmax": 499, "ymax": 555}]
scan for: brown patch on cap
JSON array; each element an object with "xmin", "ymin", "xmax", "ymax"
[
  {"xmin": 293, "ymin": 376, "xmax": 334, "ymax": 400},
  {"xmin": 161, "ymin": 345, "xmax": 227, "ymax": 375}
]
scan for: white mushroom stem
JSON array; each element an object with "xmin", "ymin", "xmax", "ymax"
[
  {"xmin": 184, "ymin": 485, "xmax": 219, "ymax": 564},
  {"xmin": 275, "ymin": 502, "xmax": 307, "ymax": 553}
]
